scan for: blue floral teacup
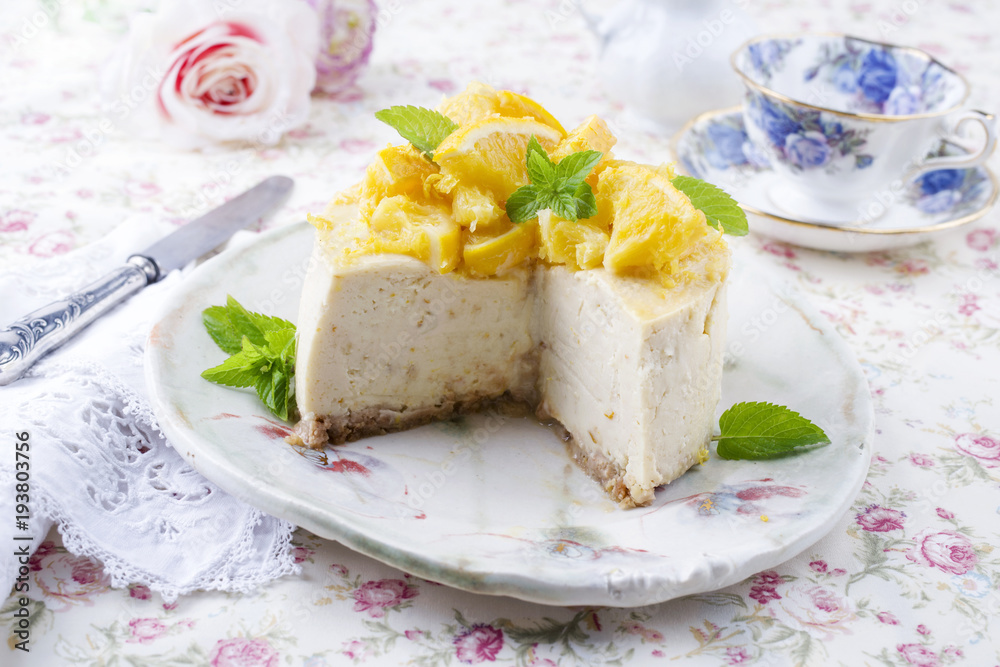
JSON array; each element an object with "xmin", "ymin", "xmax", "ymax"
[{"xmin": 731, "ymin": 33, "xmax": 997, "ymax": 224}]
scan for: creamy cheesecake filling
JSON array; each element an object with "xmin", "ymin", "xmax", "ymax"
[{"xmin": 294, "ymin": 207, "xmax": 728, "ymax": 507}]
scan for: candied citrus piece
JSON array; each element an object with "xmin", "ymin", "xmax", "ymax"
[
  {"xmin": 537, "ymin": 209, "xmax": 609, "ymax": 270},
  {"xmin": 359, "ymin": 144, "xmax": 438, "ymax": 218},
  {"xmin": 462, "ymin": 219, "xmax": 538, "ymax": 276},
  {"xmin": 599, "ymin": 161, "xmax": 709, "ymax": 275},
  {"xmin": 496, "ymin": 90, "xmax": 566, "ymax": 135},
  {"xmin": 452, "ymin": 185, "xmax": 504, "ymax": 232},
  {"xmin": 435, "ymin": 117, "xmax": 562, "ymax": 200},
  {"xmin": 368, "ymin": 195, "xmax": 461, "ymax": 274}
]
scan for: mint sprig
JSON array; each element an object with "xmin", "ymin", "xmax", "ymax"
[
  {"xmin": 671, "ymin": 175, "xmax": 748, "ymax": 236},
  {"xmin": 201, "ymin": 296, "xmax": 297, "ymax": 421},
  {"xmin": 374, "ymin": 105, "xmax": 458, "ymax": 160},
  {"xmin": 506, "ymin": 136, "xmax": 601, "ymax": 224},
  {"xmin": 713, "ymin": 402, "xmax": 830, "ymax": 460}
]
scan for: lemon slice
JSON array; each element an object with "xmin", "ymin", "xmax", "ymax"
[
  {"xmin": 369, "ymin": 195, "xmax": 461, "ymax": 274},
  {"xmin": 496, "ymin": 90, "xmax": 566, "ymax": 135},
  {"xmin": 462, "ymin": 220, "xmax": 539, "ymax": 276},
  {"xmin": 435, "ymin": 117, "xmax": 563, "ymax": 200}
]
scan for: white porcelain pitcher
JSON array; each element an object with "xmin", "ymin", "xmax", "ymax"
[{"xmin": 586, "ymin": 0, "xmax": 758, "ymax": 130}]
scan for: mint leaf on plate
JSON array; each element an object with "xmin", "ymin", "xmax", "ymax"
[
  {"xmin": 715, "ymin": 401, "xmax": 830, "ymax": 460},
  {"xmin": 671, "ymin": 174, "xmax": 749, "ymax": 236},
  {"xmin": 374, "ymin": 105, "xmax": 458, "ymax": 160},
  {"xmin": 201, "ymin": 296, "xmax": 297, "ymax": 422}
]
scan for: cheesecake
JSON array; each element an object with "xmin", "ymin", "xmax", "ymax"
[{"xmin": 293, "ymin": 84, "xmax": 731, "ymax": 507}]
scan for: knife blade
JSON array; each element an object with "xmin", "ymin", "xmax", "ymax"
[{"xmin": 0, "ymin": 175, "xmax": 294, "ymax": 386}]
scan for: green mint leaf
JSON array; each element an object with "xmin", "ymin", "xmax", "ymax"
[
  {"xmin": 573, "ymin": 182, "xmax": 598, "ymax": 220},
  {"xmin": 200, "ymin": 346, "xmax": 266, "ymax": 388},
  {"xmin": 526, "ymin": 146, "xmax": 555, "ymax": 189},
  {"xmin": 555, "ymin": 150, "xmax": 603, "ymax": 188},
  {"xmin": 374, "ymin": 105, "xmax": 458, "ymax": 159},
  {"xmin": 202, "ymin": 305, "xmax": 244, "ymax": 355},
  {"xmin": 670, "ymin": 175, "xmax": 749, "ymax": 236},
  {"xmin": 548, "ymin": 188, "xmax": 581, "ymax": 221},
  {"xmin": 715, "ymin": 402, "xmax": 830, "ymax": 460},
  {"xmin": 201, "ymin": 300, "xmax": 297, "ymax": 422},
  {"xmin": 504, "ymin": 139, "xmax": 603, "ymax": 224},
  {"xmin": 506, "ymin": 184, "xmax": 544, "ymax": 224}
]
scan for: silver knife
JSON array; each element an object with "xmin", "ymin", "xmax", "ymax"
[{"xmin": 0, "ymin": 175, "xmax": 293, "ymax": 386}]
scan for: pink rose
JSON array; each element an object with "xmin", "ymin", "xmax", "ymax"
[
  {"xmin": 917, "ymin": 624, "xmax": 930, "ymax": 635},
  {"xmin": 809, "ymin": 560, "xmax": 828, "ymax": 573},
  {"xmin": 128, "ymin": 583, "xmax": 153, "ymax": 600},
  {"xmin": 749, "ymin": 585, "xmax": 780, "ymax": 605},
  {"xmin": 966, "ymin": 228, "xmax": 995, "ymax": 251},
  {"xmin": 27, "ymin": 540, "xmax": 57, "ymax": 571},
  {"xmin": 907, "ymin": 530, "xmax": 977, "ymax": 575},
  {"xmin": 0, "ymin": 209, "xmax": 34, "ymax": 232},
  {"xmin": 935, "ymin": 508, "xmax": 954, "ymax": 520},
  {"xmin": 453, "ymin": 625, "xmax": 503, "ymax": 664},
  {"xmin": 725, "ymin": 646, "xmax": 751, "ymax": 664},
  {"xmin": 954, "ymin": 433, "xmax": 1000, "ymax": 468},
  {"xmin": 909, "ymin": 453, "xmax": 935, "ymax": 467},
  {"xmin": 209, "ymin": 637, "xmax": 279, "ymax": 667},
  {"xmin": 290, "ymin": 546, "xmax": 314, "ymax": 563},
  {"xmin": 772, "ymin": 585, "xmax": 856, "ymax": 638},
  {"xmin": 28, "ymin": 230, "xmax": 75, "ymax": 257},
  {"xmin": 341, "ymin": 639, "xmax": 369, "ymax": 660},
  {"xmin": 329, "ymin": 564, "xmax": 348, "ymax": 577},
  {"xmin": 101, "ymin": 0, "xmax": 318, "ymax": 149},
  {"xmin": 877, "ymin": 611, "xmax": 898, "ymax": 624},
  {"xmin": 896, "ymin": 643, "xmax": 940, "ymax": 667},
  {"xmin": 127, "ymin": 618, "xmax": 168, "ymax": 644},
  {"xmin": 33, "ymin": 554, "xmax": 110, "ymax": 610},
  {"xmin": 352, "ymin": 579, "xmax": 418, "ymax": 618},
  {"xmin": 856, "ymin": 505, "xmax": 905, "ymax": 532}
]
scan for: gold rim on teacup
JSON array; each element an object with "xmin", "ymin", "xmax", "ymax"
[
  {"xmin": 669, "ymin": 107, "xmax": 999, "ymax": 239},
  {"xmin": 729, "ymin": 32, "xmax": 973, "ymax": 123}
]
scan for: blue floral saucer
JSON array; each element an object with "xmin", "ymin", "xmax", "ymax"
[{"xmin": 672, "ymin": 107, "xmax": 998, "ymax": 252}]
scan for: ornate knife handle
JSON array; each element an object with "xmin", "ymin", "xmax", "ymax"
[{"xmin": 0, "ymin": 256, "xmax": 158, "ymax": 386}]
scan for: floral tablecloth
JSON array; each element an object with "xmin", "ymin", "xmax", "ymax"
[{"xmin": 3, "ymin": 0, "xmax": 1000, "ymax": 664}]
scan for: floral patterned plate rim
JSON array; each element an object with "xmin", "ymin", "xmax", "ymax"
[
  {"xmin": 145, "ymin": 221, "xmax": 873, "ymax": 607},
  {"xmin": 671, "ymin": 107, "xmax": 998, "ymax": 252}
]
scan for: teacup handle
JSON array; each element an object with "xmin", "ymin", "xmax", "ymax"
[{"xmin": 906, "ymin": 110, "xmax": 997, "ymax": 179}]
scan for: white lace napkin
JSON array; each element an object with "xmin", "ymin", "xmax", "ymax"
[{"xmin": 0, "ymin": 218, "xmax": 300, "ymax": 602}]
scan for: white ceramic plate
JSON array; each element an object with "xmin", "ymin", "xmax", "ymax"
[
  {"xmin": 671, "ymin": 107, "xmax": 998, "ymax": 253},
  {"xmin": 146, "ymin": 222, "xmax": 873, "ymax": 607}
]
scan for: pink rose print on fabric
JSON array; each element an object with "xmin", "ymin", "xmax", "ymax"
[
  {"xmin": 290, "ymin": 546, "xmax": 314, "ymax": 563},
  {"xmin": 126, "ymin": 618, "xmax": 169, "ymax": 644},
  {"xmin": 34, "ymin": 554, "xmax": 111, "ymax": 610},
  {"xmin": 772, "ymin": 585, "xmax": 857, "ymax": 638},
  {"xmin": 936, "ymin": 508, "xmax": 955, "ymax": 520},
  {"xmin": 351, "ymin": 579, "xmax": 418, "ymax": 618},
  {"xmin": 856, "ymin": 504, "xmax": 906, "ymax": 532},
  {"xmin": 27, "ymin": 540, "xmax": 56, "ymax": 572},
  {"xmin": 877, "ymin": 611, "xmax": 899, "ymax": 625},
  {"xmin": 909, "ymin": 453, "xmax": 935, "ymax": 467},
  {"xmin": 809, "ymin": 560, "xmax": 828, "ymax": 573},
  {"xmin": 209, "ymin": 637, "xmax": 279, "ymax": 667},
  {"xmin": 896, "ymin": 643, "xmax": 940, "ymax": 667},
  {"xmin": 0, "ymin": 209, "xmax": 35, "ymax": 232},
  {"xmin": 128, "ymin": 583, "xmax": 153, "ymax": 600},
  {"xmin": 28, "ymin": 230, "xmax": 75, "ymax": 257},
  {"xmin": 341, "ymin": 639, "xmax": 369, "ymax": 660},
  {"xmin": 954, "ymin": 433, "xmax": 1000, "ymax": 468},
  {"xmin": 453, "ymin": 624, "xmax": 504, "ymax": 664},
  {"xmin": 906, "ymin": 529, "xmax": 977, "ymax": 575},
  {"xmin": 725, "ymin": 646, "xmax": 752, "ymax": 664},
  {"xmin": 748, "ymin": 570, "xmax": 783, "ymax": 605},
  {"xmin": 966, "ymin": 228, "xmax": 995, "ymax": 251}
]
